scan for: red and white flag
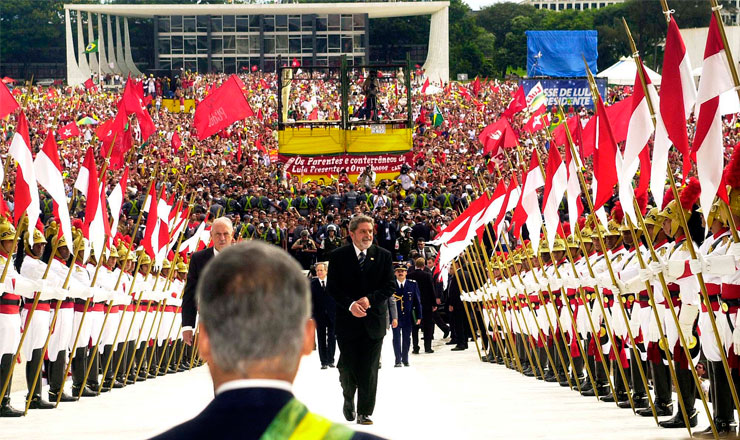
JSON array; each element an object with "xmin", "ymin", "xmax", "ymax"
[
  {"xmin": 78, "ymin": 147, "xmax": 106, "ymax": 261},
  {"xmin": 652, "ymin": 16, "xmax": 696, "ymax": 210},
  {"xmin": 193, "ymin": 75, "xmax": 254, "ymax": 140},
  {"xmin": 34, "ymin": 129, "xmax": 73, "ymax": 252},
  {"xmin": 473, "ymin": 181, "xmax": 507, "ymax": 240},
  {"xmin": 692, "ymin": 14, "xmax": 740, "ymax": 222},
  {"xmin": 58, "ymin": 120, "xmax": 80, "ymax": 140},
  {"xmin": 564, "ymin": 130, "xmax": 584, "ymax": 230},
  {"xmin": 141, "ymin": 184, "xmax": 160, "ymax": 259},
  {"xmin": 154, "ymin": 193, "xmax": 172, "ymax": 267},
  {"xmin": 107, "ymin": 166, "xmax": 129, "ymax": 247},
  {"xmin": 620, "ymin": 59, "xmax": 655, "ymax": 224},
  {"xmin": 502, "ymin": 86, "xmax": 526, "ymax": 119},
  {"xmin": 542, "ymin": 146, "xmax": 567, "ymax": 250},
  {"xmin": 511, "ymin": 152, "xmax": 544, "ymax": 250},
  {"xmin": 491, "ymin": 175, "xmax": 520, "ymax": 240},
  {"xmin": 8, "ymin": 111, "xmax": 40, "ymax": 240},
  {"xmin": 591, "ymin": 93, "xmax": 620, "ymax": 213}
]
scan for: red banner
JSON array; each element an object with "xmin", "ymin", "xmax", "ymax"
[{"xmin": 279, "ymin": 153, "xmax": 412, "ymax": 176}]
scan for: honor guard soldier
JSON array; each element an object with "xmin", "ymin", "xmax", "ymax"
[
  {"xmin": 17, "ymin": 226, "xmax": 56, "ymax": 410},
  {"xmin": 0, "ymin": 219, "xmax": 24, "ymax": 416}
]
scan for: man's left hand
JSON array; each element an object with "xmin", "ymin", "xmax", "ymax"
[
  {"xmin": 357, "ymin": 297, "xmax": 370, "ymax": 309},
  {"xmin": 416, "ymin": 319, "xmax": 421, "ymax": 325}
]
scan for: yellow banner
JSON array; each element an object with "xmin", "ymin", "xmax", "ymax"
[
  {"xmin": 162, "ymin": 98, "xmax": 196, "ymax": 113},
  {"xmin": 278, "ymin": 125, "xmax": 412, "ymax": 155}
]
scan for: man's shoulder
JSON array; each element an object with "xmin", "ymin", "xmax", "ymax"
[{"xmin": 192, "ymin": 247, "xmax": 214, "ymax": 261}]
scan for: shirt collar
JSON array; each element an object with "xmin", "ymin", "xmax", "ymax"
[
  {"xmin": 352, "ymin": 243, "xmax": 367, "ymax": 258},
  {"xmin": 213, "ymin": 247, "xmax": 220, "ymax": 256},
  {"xmin": 215, "ymin": 379, "xmax": 293, "ymax": 396}
]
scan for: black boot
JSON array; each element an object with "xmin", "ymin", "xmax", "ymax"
[
  {"xmin": 49, "ymin": 390, "xmax": 77, "ymax": 403},
  {"xmin": 658, "ymin": 408, "xmax": 698, "ymax": 428},
  {"xmin": 0, "ymin": 397, "xmax": 23, "ymax": 417},
  {"xmin": 49, "ymin": 352, "xmax": 76, "ymax": 403},
  {"xmin": 26, "ymin": 394, "xmax": 55, "ymax": 410},
  {"xmin": 693, "ymin": 419, "xmax": 738, "ymax": 439},
  {"xmin": 637, "ymin": 400, "xmax": 672, "ymax": 417}
]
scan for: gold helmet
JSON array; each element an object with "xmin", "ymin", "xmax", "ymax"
[
  {"xmin": 566, "ymin": 234, "xmax": 580, "ymax": 248},
  {"xmin": 107, "ymin": 245, "xmax": 119, "ymax": 259},
  {"xmin": 580, "ymin": 227, "xmax": 593, "ymax": 244},
  {"xmin": 706, "ymin": 198, "xmax": 729, "ymax": 228},
  {"xmin": 661, "ymin": 200, "xmax": 683, "ymax": 238},
  {"xmin": 538, "ymin": 238, "xmax": 550, "ymax": 255},
  {"xmin": 138, "ymin": 252, "xmax": 152, "ymax": 266},
  {"xmin": 643, "ymin": 207, "xmax": 663, "ymax": 228},
  {"xmin": 45, "ymin": 220, "xmax": 59, "ymax": 242},
  {"xmin": 661, "ymin": 177, "xmax": 701, "ymax": 238},
  {"xmin": 590, "ymin": 223, "xmax": 608, "ymax": 240},
  {"xmin": 23, "ymin": 228, "xmax": 47, "ymax": 256},
  {"xmin": 551, "ymin": 237, "xmax": 567, "ymax": 252},
  {"xmin": 605, "ymin": 219, "xmax": 621, "ymax": 237},
  {"xmin": 176, "ymin": 262, "xmax": 187, "ymax": 273},
  {"xmin": 0, "ymin": 218, "xmax": 16, "ymax": 241},
  {"xmin": 162, "ymin": 259, "xmax": 172, "ymax": 269},
  {"xmin": 730, "ymin": 187, "xmax": 740, "ymax": 218}
]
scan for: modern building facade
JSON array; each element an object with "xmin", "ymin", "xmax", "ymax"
[
  {"xmin": 63, "ymin": 2, "xmax": 449, "ymax": 86},
  {"xmin": 524, "ymin": 0, "xmax": 624, "ymax": 10}
]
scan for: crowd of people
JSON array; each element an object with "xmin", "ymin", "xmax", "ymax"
[{"xmin": 1, "ymin": 62, "xmax": 740, "ymax": 438}]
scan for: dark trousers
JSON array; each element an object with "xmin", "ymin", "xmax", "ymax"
[
  {"xmin": 452, "ymin": 307, "xmax": 468, "ymax": 347},
  {"xmin": 420, "ymin": 309, "xmax": 436, "ymax": 351},
  {"xmin": 709, "ymin": 360, "xmax": 735, "ymax": 422},
  {"xmin": 337, "ymin": 335, "xmax": 383, "ymax": 416},
  {"xmin": 1, "ymin": 353, "xmax": 13, "ymax": 399},
  {"xmin": 316, "ymin": 319, "xmax": 336, "ymax": 366},
  {"xmin": 26, "ymin": 348, "xmax": 44, "ymax": 397},
  {"xmin": 650, "ymin": 360, "xmax": 672, "ymax": 405},
  {"xmin": 48, "ymin": 351, "xmax": 66, "ymax": 394},
  {"xmin": 71, "ymin": 346, "xmax": 88, "ymax": 388},
  {"xmin": 392, "ymin": 324, "xmax": 411, "ymax": 364}
]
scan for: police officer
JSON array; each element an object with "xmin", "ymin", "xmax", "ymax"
[{"xmin": 321, "ymin": 224, "xmax": 342, "ymax": 260}]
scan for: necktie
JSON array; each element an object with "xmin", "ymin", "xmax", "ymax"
[
  {"xmin": 321, "ymin": 281, "xmax": 325, "ymax": 289},
  {"xmin": 358, "ymin": 251, "xmax": 366, "ymax": 269}
]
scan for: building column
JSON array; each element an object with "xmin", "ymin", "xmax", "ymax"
[
  {"xmin": 207, "ymin": 15, "xmax": 213, "ymax": 73},
  {"xmin": 98, "ymin": 13, "xmax": 112, "ymax": 75},
  {"xmin": 259, "ymin": 15, "xmax": 265, "ymax": 71},
  {"xmin": 106, "ymin": 14, "xmax": 121, "ymax": 74},
  {"xmin": 87, "ymin": 12, "xmax": 99, "ymax": 75},
  {"xmin": 422, "ymin": 6, "xmax": 449, "ymax": 84},
  {"xmin": 124, "ymin": 17, "xmax": 143, "ymax": 76},
  {"xmin": 153, "ymin": 16, "xmax": 160, "ymax": 70},
  {"xmin": 65, "ymin": 7, "xmax": 87, "ymax": 86},
  {"xmin": 115, "ymin": 16, "xmax": 130, "ymax": 75},
  {"xmin": 76, "ymin": 9, "xmax": 91, "ymax": 77},
  {"xmin": 364, "ymin": 13, "xmax": 370, "ymax": 65},
  {"xmin": 311, "ymin": 14, "xmax": 317, "ymax": 67}
]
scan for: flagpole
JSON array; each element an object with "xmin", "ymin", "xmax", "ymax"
[{"xmin": 624, "ymin": 16, "xmax": 740, "ymax": 432}]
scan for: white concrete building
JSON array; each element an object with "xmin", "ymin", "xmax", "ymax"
[{"xmin": 63, "ymin": 2, "xmax": 449, "ymax": 86}]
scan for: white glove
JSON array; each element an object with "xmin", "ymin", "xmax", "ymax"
[
  {"xmin": 623, "ymin": 276, "xmax": 644, "ymax": 294},
  {"xmin": 733, "ymin": 323, "xmax": 740, "ymax": 356},
  {"xmin": 704, "ymin": 255, "xmax": 738, "ymax": 276},
  {"xmin": 538, "ymin": 279, "xmax": 548, "ymax": 291},
  {"xmin": 596, "ymin": 273, "xmax": 615, "ymax": 291},
  {"xmin": 678, "ymin": 304, "xmax": 699, "ymax": 342},
  {"xmin": 728, "ymin": 242, "xmax": 740, "ymax": 258},
  {"xmin": 649, "ymin": 260, "xmax": 666, "ymax": 276},
  {"xmin": 688, "ymin": 259, "xmax": 702, "ymax": 275},
  {"xmin": 614, "ymin": 279, "xmax": 626, "ymax": 295},
  {"xmin": 579, "ymin": 275, "xmax": 597, "ymax": 289},
  {"xmin": 638, "ymin": 268, "xmax": 654, "ymax": 283}
]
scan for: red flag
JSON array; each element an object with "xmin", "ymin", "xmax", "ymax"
[
  {"xmin": 171, "ymin": 132, "xmax": 182, "ymax": 155},
  {"xmin": 141, "ymin": 183, "xmax": 159, "ymax": 259},
  {"xmin": 257, "ymin": 108, "xmax": 264, "ymax": 121},
  {"xmin": 58, "ymin": 121, "xmax": 80, "ymax": 140},
  {"xmin": 236, "ymin": 136, "xmax": 243, "ymax": 163},
  {"xmin": 96, "ymin": 110, "xmax": 127, "ymax": 155},
  {"xmin": 592, "ymin": 94, "xmax": 620, "ymax": 212},
  {"xmin": 0, "ymin": 81, "xmax": 19, "ymax": 119},
  {"xmin": 471, "ymin": 76, "xmax": 481, "ymax": 97},
  {"xmin": 421, "ymin": 78, "xmax": 430, "ymax": 94},
  {"xmin": 581, "ymin": 97, "xmax": 631, "ymax": 157},
  {"xmin": 84, "ymin": 78, "xmax": 96, "ymax": 91},
  {"xmin": 193, "ymin": 75, "xmax": 254, "ymax": 140},
  {"xmin": 308, "ymin": 107, "xmax": 319, "ymax": 120},
  {"xmin": 502, "ymin": 87, "xmax": 526, "ymax": 119},
  {"xmin": 120, "ymin": 77, "xmax": 155, "ymax": 141},
  {"xmin": 479, "ymin": 117, "xmax": 518, "ymax": 156},
  {"xmin": 260, "ymin": 79, "xmax": 269, "ymax": 90},
  {"xmin": 256, "ymin": 137, "xmax": 266, "ymax": 154}
]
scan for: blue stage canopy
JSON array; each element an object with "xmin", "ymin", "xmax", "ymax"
[{"xmin": 526, "ymin": 30, "xmax": 598, "ymax": 77}]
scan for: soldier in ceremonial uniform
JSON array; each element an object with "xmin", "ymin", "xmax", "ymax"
[
  {"xmin": 391, "ymin": 263, "xmax": 421, "ymax": 367},
  {"xmin": 0, "ymin": 219, "xmax": 24, "ymax": 416},
  {"xmin": 98, "ymin": 246, "xmax": 126, "ymax": 391},
  {"xmin": 17, "ymin": 227, "xmax": 56, "ymax": 409},
  {"xmin": 69, "ymin": 229, "xmax": 97, "ymax": 397},
  {"xmin": 657, "ymin": 179, "xmax": 703, "ymax": 429}
]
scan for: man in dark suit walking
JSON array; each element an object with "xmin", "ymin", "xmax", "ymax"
[
  {"xmin": 181, "ymin": 217, "xmax": 234, "ymax": 348},
  {"xmin": 150, "ymin": 242, "xmax": 384, "ymax": 440},
  {"xmin": 407, "ymin": 257, "xmax": 448, "ymax": 353},
  {"xmin": 327, "ymin": 214, "xmax": 395, "ymax": 426},
  {"xmin": 311, "ymin": 262, "xmax": 336, "ymax": 369}
]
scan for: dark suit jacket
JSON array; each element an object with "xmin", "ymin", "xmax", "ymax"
[
  {"xmin": 447, "ymin": 268, "xmax": 471, "ymax": 310},
  {"xmin": 149, "ymin": 387, "xmax": 383, "ymax": 440},
  {"xmin": 407, "ymin": 268, "xmax": 436, "ymax": 312},
  {"xmin": 182, "ymin": 247, "xmax": 215, "ymax": 329},
  {"xmin": 310, "ymin": 277, "xmax": 336, "ymax": 324},
  {"xmin": 327, "ymin": 244, "xmax": 395, "ymax": 341}
]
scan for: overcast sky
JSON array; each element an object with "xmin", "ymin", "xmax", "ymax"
[{"xmin": 463, "ymin": 0, "xmax": 515, "ymax": 11}]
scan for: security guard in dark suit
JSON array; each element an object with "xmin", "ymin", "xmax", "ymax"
[{"xmin": 391, "ymin": 263, "xmax": 422, "ymax": 367}]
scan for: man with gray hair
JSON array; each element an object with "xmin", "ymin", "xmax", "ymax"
[
  {"xmin": 151, "ymin": 242, "xmax": 383, "ymax": 439},
  {"xmin": 327, "ymin": 214, "xmax": 395, "ymax": 425},
  {"xmin": 181, "ymin": 216, "xmax": 234, "ymax": 349}
]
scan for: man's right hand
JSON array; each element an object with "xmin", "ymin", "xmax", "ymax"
[
  {"xmin": 183, "ymin": 330, "xmax": 194, "ymax": 346},
  {"xmin": 350, "ymin": 301, "xmax": 367, "ymax": 318}
]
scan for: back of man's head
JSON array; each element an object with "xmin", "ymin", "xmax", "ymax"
[{"xmin": 197, "ymin": 241, "xmax": 310, "ymax": 379}]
